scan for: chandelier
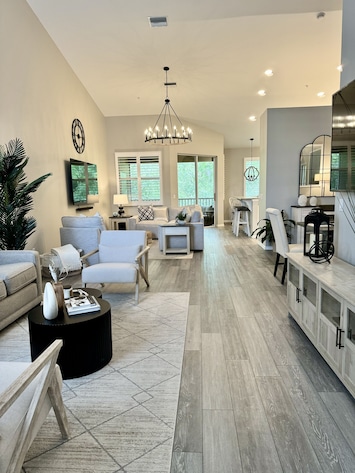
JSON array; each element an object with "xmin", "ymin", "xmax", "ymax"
[
  {"xmin": 145, "ymin": 67, "xmax": 192, "ymax": 145},
  {"xmin": 244, "ymin": 138, "xmax": 260, "ymax": 182}
]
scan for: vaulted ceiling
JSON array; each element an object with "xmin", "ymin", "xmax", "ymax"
[{"xmin": 27, "ymin": 0, "xmax": 343, "ymax": 148}]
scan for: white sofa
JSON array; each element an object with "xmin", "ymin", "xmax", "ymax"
[{"xmin": 127, "ymin": 205, "xmax": 204, "ymax": 250}]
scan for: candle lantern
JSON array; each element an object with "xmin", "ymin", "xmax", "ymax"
[{"xmin": 304, "ymin": 207, "xmax": 333, "ymax": 261}]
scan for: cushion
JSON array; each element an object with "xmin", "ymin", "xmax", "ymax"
[
  {"xmin": 138, "ymin": 206, "xmax": 154, "ymax": 221},
  {"xmin": 99, "ymin": 245, "xmax": 140, "ymax": 263},
  {"xmin": 0, "ymin": 280, "xmax": 6, "ymax": 301},
  {"xmin": 191, "ymin": 210, "xmax": 201, "ymax": 223},
  {"xmin": 153, "ymin": 207, "xmax": 168, "ymax": 220},
  {"xmin": 0, "ymin": 263, "xmax": 37, "ymax": 296}
]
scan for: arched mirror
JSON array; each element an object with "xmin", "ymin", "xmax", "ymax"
[{"xmin": 299, "ymin": 135, "xmax": 334, "ymax": 197}]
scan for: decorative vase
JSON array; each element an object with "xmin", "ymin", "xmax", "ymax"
[
  {"xmin": 176, "ymin": 219, "xmax": 186, "ymax": 225},
  {"xmin": 52, "ymin": 282, "xmax": 65, "ymax": 315},
  {"xmin": 43, "ymin": 282, "xmax": 58, "ymax": 320}
]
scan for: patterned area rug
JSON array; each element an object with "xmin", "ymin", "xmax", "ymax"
[
  {"xmin": 0, "ymin": 292, "xmax": 189, "ymax": 473},
  {"xmin": 148, "ymin": 240, "xmax": 193, "ymax": 260}
]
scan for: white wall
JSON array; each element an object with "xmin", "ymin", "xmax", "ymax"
[
  {"xmin": 260, "ymin": 106, "xmax": 333, "ymax": 221},
  {"xmin": 0, "ymin": 0, "xmax": 109, "ymax": 253}
]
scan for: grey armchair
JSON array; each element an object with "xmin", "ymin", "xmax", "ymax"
[{"xmin": 81, "ymin": 230, "xmax": 150, "ymax": 302}]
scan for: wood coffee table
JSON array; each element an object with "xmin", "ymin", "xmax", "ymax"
[{"xmin": 28, "ymin": 288, "xmax": 112, "ymax": 379}]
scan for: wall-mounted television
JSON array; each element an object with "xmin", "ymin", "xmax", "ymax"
[
  {"xmin": 330, "ymin": 79, "xmax": 355, "ymax": 191},
  {"xmin": 69, "ymin": 158, "xmax": 98, "ymax": 206}
]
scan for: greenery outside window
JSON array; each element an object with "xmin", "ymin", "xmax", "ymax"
[{"xmin": 115, "ymin": 152, "xmax": 162, "ymax": 204}]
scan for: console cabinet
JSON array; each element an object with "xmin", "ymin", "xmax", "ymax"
[{"xmin": 287, "ymin": 253, "xmax": 355, "ymax": 397}]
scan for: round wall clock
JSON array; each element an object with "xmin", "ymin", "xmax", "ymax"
[{"xmin": 71, "ymin": 118, "xmax": 85, "ymax": 154}]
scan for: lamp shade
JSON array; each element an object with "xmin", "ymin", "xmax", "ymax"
[{"xmin": 113, "ymin": 194, "xmax": 129, "ymax": 205}]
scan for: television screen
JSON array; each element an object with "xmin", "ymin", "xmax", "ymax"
[
  {"xmin": 69, "ymin": 159, "xmax": 98, "ymax": 205},
  {"xmin": 331, "ymin": 79, "xmax": 355, "ymax": 191}
]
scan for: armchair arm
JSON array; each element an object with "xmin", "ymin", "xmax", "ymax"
[
  {"xmin": 135, "ymin": 245, "xmax": 150, "ymax": 287},
  {"xmin": 81, "ymin": 248, "xmax": 99, "ymax": 266},
  {"xmin": 0, "ymin": 250, "xmax": 42, "ymax": 296},
  {"xmin": 135, "ymin": 245, "xmax": 150, "ymax": 263}
]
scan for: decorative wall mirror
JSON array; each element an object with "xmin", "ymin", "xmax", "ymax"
[{"xmin": 299, "ymin": 134, "xmax": 334, "ymax": 197}]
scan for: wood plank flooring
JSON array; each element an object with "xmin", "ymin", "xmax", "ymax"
[{"xmin": 147, "ymin": 225, "xmax": 355, "ymax": 473}]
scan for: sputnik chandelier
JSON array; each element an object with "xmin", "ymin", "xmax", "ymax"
[
  {"xmin": 244, "ymin": 138, "xmax": 260, "ymax": 181},
  {"xmin": 145, "ymin": 66, "xmax": 192, "ymax": 145}
]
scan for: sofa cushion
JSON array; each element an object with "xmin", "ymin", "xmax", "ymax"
[
  {"xmin": 191, "ymin": 210, "xmax": 202, "ymax": 222},
  {"xmin": 0, "ymin": 263, "xmax": 37, "ymax": 296},
  {"xmin": 138, "ymin": 206, "xmax": 154, "ymax": 221},
  {"xmin": 99, "ymin": 244, "xmax": 140, "ymax": 263},
  {"xmin": 0, "ymin": 280, "xmax": 6, "ymax": 301},
  {"xmin": 153, "ymin": 206, "xmax": 168, "ymax": 221}
]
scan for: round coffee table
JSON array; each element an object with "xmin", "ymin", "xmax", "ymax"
[{"xmin": 28, "ymin": 288, "xmax": 112, "ymax": 379}]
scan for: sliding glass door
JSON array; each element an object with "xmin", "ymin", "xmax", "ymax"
[{"xmin": 177, "ymin": 155, "xmax": 215, "ymax": 224}]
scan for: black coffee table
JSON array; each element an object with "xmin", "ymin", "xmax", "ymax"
[{"xmin": 28, "ymin": 288, "xmax": 112, "ymax": 379}]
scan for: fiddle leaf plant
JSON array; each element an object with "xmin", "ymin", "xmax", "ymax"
[{"xmin": 0, "ymin": 138, "xmax": 51, "ymax": 250}]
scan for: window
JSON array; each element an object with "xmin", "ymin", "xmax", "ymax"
[
  {"xmin": 243, "ymin": 157, "xmax": 260, "ymax": 197},
  {"xmin": 115, "ymin": 151, "xmax": 162, "ymax": 204}
]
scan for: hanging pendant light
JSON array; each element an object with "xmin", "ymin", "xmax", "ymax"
[
  {"xmin": 145, "ymin": 67, "xmax": 192, "ymax": 145},
  {"xmin": 244, "ymin": 138, "xmax": 260, "ymax": 181}
]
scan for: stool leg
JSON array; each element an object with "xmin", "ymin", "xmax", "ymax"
[
  {"xmin": 235, "ymin": 211, "xmax": 240, "ymax": 236},
  {"xmin": 245, "ymin": 211, "xmax": 250, "ymax": 236}
]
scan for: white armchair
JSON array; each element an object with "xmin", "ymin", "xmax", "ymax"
[
  {"xmin": 0, "ymin": 340, "xmax": 69, "ymax": 473},
  {"xmin": 266, "ymin": 208, "xmax": 303, "ymax": 284},
  {"xmin": 81, "ymin": 230, "xmax": 150, "ymax": 303}
]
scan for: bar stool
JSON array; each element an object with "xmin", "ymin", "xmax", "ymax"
[{"xmin": 232, "ymin": 206, "xmax": 250, "ymax": 237}]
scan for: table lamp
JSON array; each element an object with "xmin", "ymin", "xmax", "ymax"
[{"xmin": 113, "ymin": 194, "xmax": 128, "ymax": 217}]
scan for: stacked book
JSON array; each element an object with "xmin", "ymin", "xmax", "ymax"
[{"xmin": 65, "ymin": 290, "xmax": 100, "ymax": 315}]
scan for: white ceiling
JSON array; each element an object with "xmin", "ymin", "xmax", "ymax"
[{"xmin": 27, "ymin": 0, "xmax": 343, "ymax": 148}]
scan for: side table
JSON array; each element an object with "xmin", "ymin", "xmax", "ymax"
[
  {"xmin": 28, "ymin": 288, "xmax": 112, "ymax": 379},
  {"xmin": 159, "ymin": 224, "xmax": 190, "ymax": 255},
  {"xmin": 109, "ymin": 216, "xmax": 132, "ymax": 230}
]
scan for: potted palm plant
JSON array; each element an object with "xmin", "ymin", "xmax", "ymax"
[{"xmin": 0, "ymin": 138, "xmax": 51, "ymax": 250}]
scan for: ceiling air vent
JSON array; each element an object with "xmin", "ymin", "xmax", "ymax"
[{"xmin": 148, "ymin": 16, "xmax": 168, "ymax": 28}]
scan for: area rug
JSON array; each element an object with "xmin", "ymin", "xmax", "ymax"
[
  {"xmin": 0, "ymin": 291, "xmax": 189, "ymax": 473},
  {"xmin": 148, "ymin": 240, "xmax": 193, "ymax": 260}
]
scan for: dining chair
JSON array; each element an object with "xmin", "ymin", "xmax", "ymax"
[{"xmin": 266, "ymin": 208, "xmax": 303, "ymax": 284}]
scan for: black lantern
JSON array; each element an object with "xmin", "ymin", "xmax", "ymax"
[{"xmin": 304, "ymin": 207, "xmax": 334, "ymax": 262}]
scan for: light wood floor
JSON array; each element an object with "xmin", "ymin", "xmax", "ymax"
[{"xmin": 147, "ymin": 225, "xmax": 355, "ymax": 473}]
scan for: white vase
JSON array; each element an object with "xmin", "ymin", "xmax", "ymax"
[
  {"xmin": 176, "ymin": 219, "xmax": 186, "ymax": 225},
  {"xmin": 43, "ymin": 282, "xmax": 58, "ymax": 320}
]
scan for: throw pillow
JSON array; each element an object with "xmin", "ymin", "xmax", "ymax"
[
  {"xmin": 99, "ymin": 245, "xmax": 140, "ymax": 263},
  {"xmin": 153, "ymin": 206, "xmax": 168, "ymax": 220},
  {"xmin": 191, "ymin": 210, "xmax": 201, "ymax": 223},
  {"xmin": 138, "ymin": 206, "xmax": 154, "ymax": 221}
]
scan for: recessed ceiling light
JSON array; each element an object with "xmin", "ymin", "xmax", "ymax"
[
  {"xmin": 249, "ymin": 115, "xmax": 256, "ymax": 122},
  {"xmin": 317, "ymin": 91, "xmax": 325, "ymax": 98},
  {"xmin": 258, "ymin": 90, "xmax": 266, "ymax": 96},
  {"xmin": 264, "ymin": 69, "xmax": 273, "ymax": 77}
]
